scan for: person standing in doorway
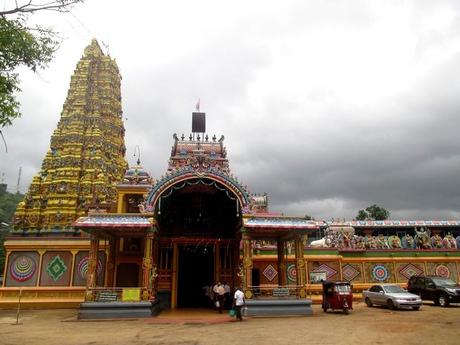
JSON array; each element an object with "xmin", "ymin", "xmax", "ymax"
[
  {"xmin": 216, "ymin": 282, "xmax": 225, "ymax": 313},
  {"xmin": 223, "ymin": 282, "xmax": 231, "ymax": 309},
  {"xmin": 233, "ymin": 286, "xmax": 245, "ymax": 321},
  {"xmin": 212, "ymin": 282, "xmax": 219, "ymax": 309}
]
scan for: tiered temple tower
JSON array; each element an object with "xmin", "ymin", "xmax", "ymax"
[{"xmin": 13, "ymin": 39, "xmax": 127, "ymax": 234}]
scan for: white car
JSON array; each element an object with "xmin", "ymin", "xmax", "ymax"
[{"xmin": 363, "ymin": 284, "xmax": 422, "ymax": 310}]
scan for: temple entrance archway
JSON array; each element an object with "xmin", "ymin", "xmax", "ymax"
[{"xmin": 153, "ymin": 177, "xmax": 243, "ymax": 308}]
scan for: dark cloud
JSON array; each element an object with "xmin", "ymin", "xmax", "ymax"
[{"xmin": 1, "ymin": 1, "xmax": 460, "ymax": 221}]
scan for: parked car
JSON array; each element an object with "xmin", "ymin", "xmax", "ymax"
[
  {"xmin": 363, "ymin": 284, "xmax": 422, "ymax": 310},
  {"xmin": 407, "ymin": 275, "xmax": 460, "ymax": 307}
]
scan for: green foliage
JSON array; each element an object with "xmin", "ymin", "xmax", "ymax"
[
  {"xmin": 0, "ymin": 16, "xmax": 58, "ymax": 127},
  {"xmin": 0, "ymin": 188, "xmax": 24, "ymax": 274},
  {"xmin": 356, "ymin": 209, "xmax": 368, "ymax": 221},
  {"xmin": 355, "ymin": 204, "xmax": 390, "ymax": 221},
  {"xmin": 0, "ymin": 1, "xmax": 84, "ymax": 128}
]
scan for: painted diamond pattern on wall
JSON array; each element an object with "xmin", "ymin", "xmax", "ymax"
[
  {"xmin": 399, "ymin": 263, "xmax": 424, "ymax": 280},
  {"xmin": 263, "ymin": 264, "xmax": 278, "ymax": 281},
  {"xmin": 342, "ymin": 264, "xmax": 360, "ymax": 281},
  {"xmin": 312, "ymin": 264, "xmax": 337, "ymax": 280},
  {"xmin": 46, "ymin": 255, "xmax": 67, "ymax": 281}
]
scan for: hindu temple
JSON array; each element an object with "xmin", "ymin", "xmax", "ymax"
[{"xmin": 1, "ymin": 40, "xmax": 460, "ymax": 316}]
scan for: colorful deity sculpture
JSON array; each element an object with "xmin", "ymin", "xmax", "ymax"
[
  {"xmin": 443, "ymin": 233, "xmax": 457, "ymax": 249},
  {"xmin": 431, "ymin": 233, "xmax": 444, "ymax": 249},
  {"xmin": 309, "ymin": 226, "xmax": 458, "ymax": 251},
  {"xmin": 402, "ymin": 234, "xmax": 415, "ymax": 249},
  {"xmin": 415, "ymin": 227, "xmax": 432, "ymax": 249},
  {"xmin": 376, "ymin": 234, "xmax": 389, "ymax": 249},
  {"xmin": 364, "ymin": 234, "xmax": 377, "ymax": 249},
  {"xmin": 387, "ymin": 235, "xmax": 402, "ymax": 248}
]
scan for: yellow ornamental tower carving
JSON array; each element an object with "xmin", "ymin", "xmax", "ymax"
[{"xmin": 13, "ymin": 39, "xmax": 127, "ymax": 234}]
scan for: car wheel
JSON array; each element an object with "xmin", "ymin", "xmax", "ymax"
[
  {"xmin": 438, "ymin": 294, "xmax": 450, "ymax": 307},
  {"xmin": 387, "ymin": 299, "xmax": 395, "ymax": 310},
  {"xmin": 365, "ymin": 297, "xmax": 373, "ymax": 307},
  {"xmin": 412, "ymin": 306, "xmax": 420, "ymax": 311}
]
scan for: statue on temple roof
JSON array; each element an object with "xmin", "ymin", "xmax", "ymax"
[{"xmin": 415, "ymin": 227, "xmax": 432, "ymax": 249}]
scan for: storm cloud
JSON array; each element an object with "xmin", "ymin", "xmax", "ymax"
[{"xmin": 1, "ymin": 0, "xmax": 460, "ymax": 220}]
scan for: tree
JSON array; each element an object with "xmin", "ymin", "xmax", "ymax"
[
  {"xmin": 0, "ymin": 1, "xmax": 84, "ymax": 128},
  {"xmin": 355, "ymin": 204, "xmax": 390, "ymax": 221},
  {"xmin": 0, "ymin": 188, "xmax": 24, "ymax": 274}
]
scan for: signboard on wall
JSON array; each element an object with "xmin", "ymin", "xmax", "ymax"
[
  {"xmin": 122, "ymin": 288, "xmax": 141, "ymax": 302},
  {"xmin": 310, "ymin": 271, "xmax": 327, "ymax": 284}
]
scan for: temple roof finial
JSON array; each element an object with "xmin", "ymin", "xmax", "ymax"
[{"xmin": 84, "ymin": 38, "xmax": 104, "ymax": 57}]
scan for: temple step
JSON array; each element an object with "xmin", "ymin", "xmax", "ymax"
[
  {"xmin": 245, "ymin": 298, "xmax": 313, "ymax": 317},
  {"xmin": 78, "ymin": 300, "xmax": 161, "ymax": 319}
]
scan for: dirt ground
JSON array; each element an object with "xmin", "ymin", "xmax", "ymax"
[{"xmin": 0, "ymin": 302, "xmax": 459, "ymax": 345}]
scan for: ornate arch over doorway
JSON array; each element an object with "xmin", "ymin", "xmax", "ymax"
[{"xmin": 146, "ymin": 168, "xmax": 252, "ymax": 214}]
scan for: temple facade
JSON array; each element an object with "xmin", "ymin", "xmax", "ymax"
[{"xmin": 1, "ymin": 40, "xmax": 460, "ymax": 311}]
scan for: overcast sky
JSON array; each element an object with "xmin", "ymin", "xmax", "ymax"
[{"xmin": 1, "ymin": 0, "xmax": 460, "ymax": 220}]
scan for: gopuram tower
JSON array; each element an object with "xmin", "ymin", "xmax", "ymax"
[{"xmin": 13, "ymin": 39, "xmax": 127, "ymax": 235}]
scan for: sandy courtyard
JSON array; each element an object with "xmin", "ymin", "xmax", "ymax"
[{"xmin": 0, "ymin": 302, "xmax": 459, "ymax": 345}]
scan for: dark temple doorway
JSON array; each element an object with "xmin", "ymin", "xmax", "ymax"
[
  {"xmin": 177, "ymin": 245, "xmax": 214, "ymax": 308},
  {"xmin": 116, "ymin": 263, "xmax": 140, "ymax": 287},
  {"xmin": 156, "ymin": 179, "xmax": 241, "ymax": 238}
]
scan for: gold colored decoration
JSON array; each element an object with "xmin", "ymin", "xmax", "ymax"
[
  {"xmin": 299, "ymin": 287, "xmax": 307, "ymax": 298},
  {"xmin": 142, "ymin": 257, "xmax": 152, "ymax": 269},
  {"xmin": 244, "ymin": 290, "xmax": 253, "ymax": 299},
  {"xmin": 296, "ymin": 258, "xmax": 305, "ymax": 268},
  {"xmin": 244, "ymin": 257, "xmax": 253, "ymax": 269},
  {"xmin": 12, "ymin": 39, "xmax": 128, "ymax": 233},
  {"xmin": 85, "ymin": 290, "xmax": 94, "ymax": 302}
]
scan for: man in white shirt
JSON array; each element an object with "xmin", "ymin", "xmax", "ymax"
[{"xmin": 233, "ymin": 286, "xmax": 245, "ymax": 321}]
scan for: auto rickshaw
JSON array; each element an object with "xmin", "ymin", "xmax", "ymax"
[{"xmin": 322, "ymin": 281, "xmax": 353, "ymax": 314}]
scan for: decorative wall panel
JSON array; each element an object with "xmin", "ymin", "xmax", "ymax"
[
  {"xmin": 341, "ymin": 263, "xmax": 362, "ymax": 282},
  {"xmin": 5, "ymin": 252, "xmax": 39, "ymax": 286},
  {"xmin": 395, "ymin": 263, "xmax": 425, "ymax": 282},
  {"xmin": 72, "ymin": 251, "xmax": 106, "ymax": 286},
  {"xmin": 308, "ymin": 261, "xmax": 340, "ymax": 282},
  {"xmin": 364, "ymin": 262, "xmax": 395, "ymax": 283},
  {"xmin": 426, "ymin": 262, "xmax": 458, "ymax": 279},
  {"xmin": 40, "ymin": 251, "xmax": 72, "ymax": 286}
]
